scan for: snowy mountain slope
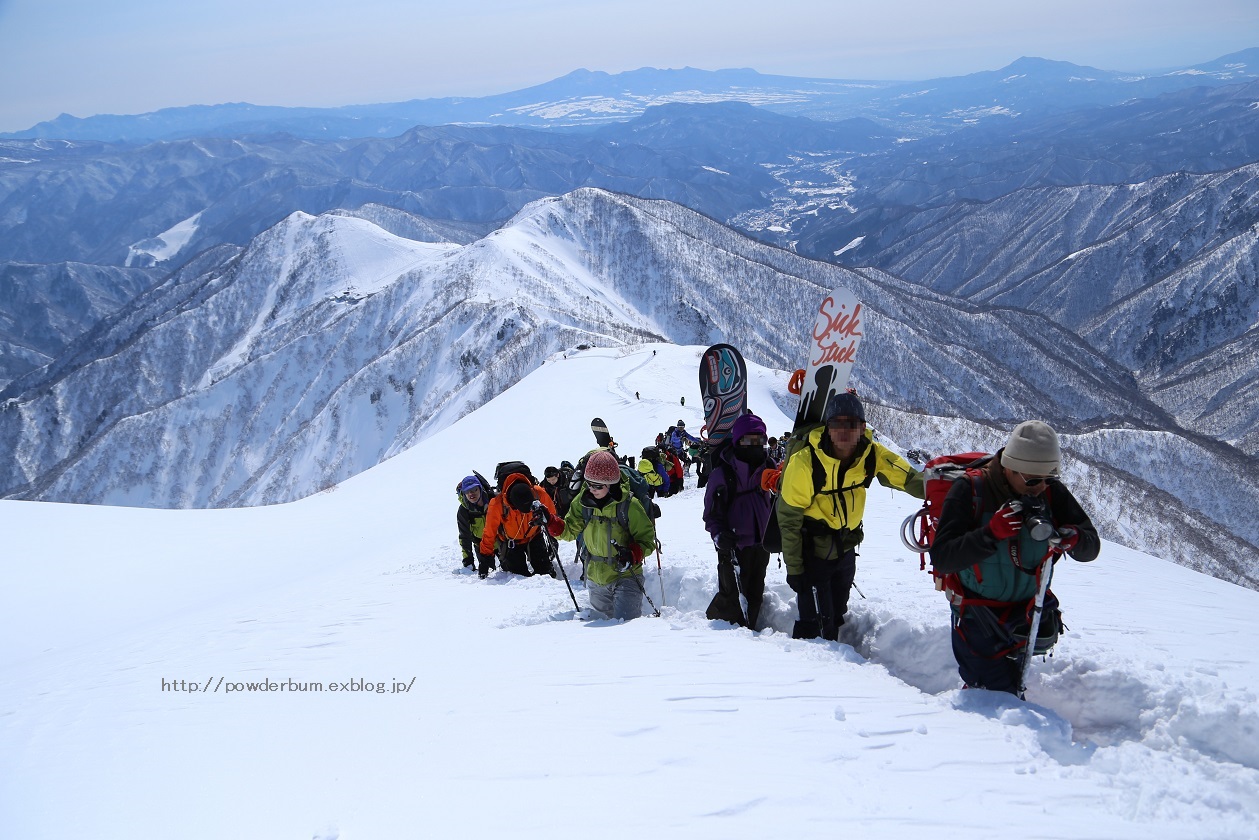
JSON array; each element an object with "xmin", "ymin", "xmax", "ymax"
[
  {"xmin": 0, "ymin": 125, "xmax": 778, "ymax": 269},
  {"xmin": 822, "ymin": 166, "xmax": 1259, "ymax": 312},
  {"xmin": 784, "ymin": 76, "xmax": 1259, "ymax": 233},
  {"xmin": 0, "ymin": 260, "xmax": 159, "ymax": 388},
  {"xmin": 3, "ymin": 344, "xmax": 1257, "ymax": 839},
  {"xmin": 0, "ymin": 212, "xmax": 587, "ymax": 507},
  {"xmin": 1, "ymin": 188, "xmax": 1255, "ymax": 586},
  {"xmin": 0, "ymin": 190, "xmax": 1154, "ymax": 502},
  {"xmin": 1149, "ymin": 327, "xmax": 1259, "ymax": 456},
  {"xmin": 802, "ymin": 163, "xmax": 1259, "ymax": 457}
]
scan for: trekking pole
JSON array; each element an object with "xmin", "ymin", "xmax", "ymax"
[
  {"xmin": 629, "ymin": 571, "xmax": 662, "ymax": 618},
  {"xmin": 544, "ymin": 531, "xmax": 581, "ymax": 613},
  {"xmin": 654, "ymin": 538, "xmax": 667, "ymax": 607},
  {"xmin": 611, "ymin": 540, "xmax": 661, "ymax": 617},
  {"xmin": 727, "ymin": 549, "xmax": 750, "ymax": 628},
  {"xmin": 1017, "ymin": 554, "xmax": 1057, "ymax": 699},
  {"xmin": 852, "ymin": 581, "xmax": 866, "ymax": 599}
]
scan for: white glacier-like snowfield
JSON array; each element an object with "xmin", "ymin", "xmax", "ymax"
[{"xmin": 3, "ymin": 343, "xmax": 1258, "ymax": 839}]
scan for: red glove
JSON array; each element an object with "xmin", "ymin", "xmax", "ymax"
[
  {"xmin": 761, "ymin": 468, "xmax": 782, "ymax": 493},
  {"xmin": 1052, "ymin": 525, "xmax": 1080, "ymax": 553},
  {"xmin": 546, "ymin": 517, "xmax": 565, "ymax": 537},
  {"xmin": 987, "ymin": 502, "xmax": 1022, "ymax": 541},
  {"xmin": 630, "ymin": 544, "xmax": 644, "ymax": 565}
]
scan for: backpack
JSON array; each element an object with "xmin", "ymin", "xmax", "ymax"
[
  {"xmin": 899, "ymin": 452, "xmax": 993, "ymax": 573},
  {"xmin": 494, "ymin": 460, "xmax": 536, "ymax": 492},
  {"xmin": 620, "ymin": 462, "xmax": 657, "ymax": 518},
  {"xmin": 901, "ymin": 451, "xmax": 1062, "ymax": 656},
  {"xmin": 762, "ymin": 424, "xmax": 878, "ymax": 553}
]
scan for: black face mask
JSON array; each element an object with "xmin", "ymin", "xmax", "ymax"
[{"xmin": 734, "ymin": 444, "xmax": 766, "ymax": 466}]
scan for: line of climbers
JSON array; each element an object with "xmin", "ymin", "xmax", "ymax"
[
  {"xmin": 454, "ymin": 391, "xmax": 1099, "ymax": 696},
  {"xmin": 455, "ymin": 433, "xmax": 695, "ymax": 621},
  {"xmin": 756, "ymin": 392, "xmax": 1097, "ymax": 695}
]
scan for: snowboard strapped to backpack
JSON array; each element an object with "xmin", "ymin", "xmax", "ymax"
[{"xmin": 762, "ymin": 424, "xmax": 878, "ymax": 554}]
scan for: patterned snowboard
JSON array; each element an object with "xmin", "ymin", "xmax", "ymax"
[{"xmin": 699, "ymin": 343, "xmax": 748, "ymax": 443}]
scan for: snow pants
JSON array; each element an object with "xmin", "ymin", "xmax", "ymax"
[
  {"xmin": 951, "ymin": 592, "xmax": 1061, "ymax": 694},
  {"xmin": 500, "ymin": 535, "xmax": 555, "ymax": 578},
  {"xmin": 706, "ymin": 546, "xmax": 770, "ymax": 630},
  {"xmin": 794, "ymin": 547, "xmax": 856, "ymax": 641},
  {"xmin": 587, "ymin": 575, "xmax": 645, "ymax": 621}
]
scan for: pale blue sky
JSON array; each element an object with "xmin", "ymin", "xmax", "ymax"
[{"xmin": 1, "ymin": 0, "xmax": 1257, "ymax": 131}]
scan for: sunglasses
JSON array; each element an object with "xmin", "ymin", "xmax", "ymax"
[
  {"xmin": 1017, "ymin": 472, "xmax": 1053, "ymax": 487},
  {"xmin": 585, "ymin": 480, "xmax": 612, "ymax": 491},
  {"xmin": 826, "ymin": 417, "xmax": 863, "ymax": 430}
]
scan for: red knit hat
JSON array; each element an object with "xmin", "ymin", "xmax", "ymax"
[{"xmin": 584, "ymin": 450, "xmax": 622, "ymax": 484}]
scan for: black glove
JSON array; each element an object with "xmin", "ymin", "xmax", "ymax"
[
  {"xmin": 530, "ymin": 500, "xmax": 548, "ymax": 526},
  {"xmin": 786, "ymin": 573, "xmax": 809, "ymax": 593},
  {"xmin": 714, "ymin": 532, "xmax": 736, "ymax": 552},
  {"xmin": 614, "ymin": 543, "xmax": 642, "ymax": 570}
]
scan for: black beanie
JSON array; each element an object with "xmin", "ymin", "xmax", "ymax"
[
  {"xmin": 824, "ymin": 391, "xmax": 865, "ymax": 422},
  {"xmin": 507, "ymin": 481, "xmax": 536, "ymax": 513}
]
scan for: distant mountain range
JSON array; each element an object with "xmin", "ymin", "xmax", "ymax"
[{"xmin": 5, "ymin": 50, "xmax": 1258, "ymax": 142}]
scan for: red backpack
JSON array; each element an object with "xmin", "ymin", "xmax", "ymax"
[{"xmin": 900, "ymin": 452, "xmax": 993, "ymax": 603}]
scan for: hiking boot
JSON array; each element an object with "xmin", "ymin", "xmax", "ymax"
[{"xmin": 792, "ymin": 619, "xmax": 821, "ymax": 640}]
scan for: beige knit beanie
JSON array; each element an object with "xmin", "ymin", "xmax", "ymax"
[{"xmin": 1000, "ymin": 420, "xmax": 1061, "ymax": 475}]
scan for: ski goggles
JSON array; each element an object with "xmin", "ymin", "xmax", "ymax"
[
  {"xmin": 825, "ymin": 417, "xmax": 864, "ymax": 430},
  {"xmin": 585, "ymin": 480, "xmax": 613, "ymax": 491}
]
